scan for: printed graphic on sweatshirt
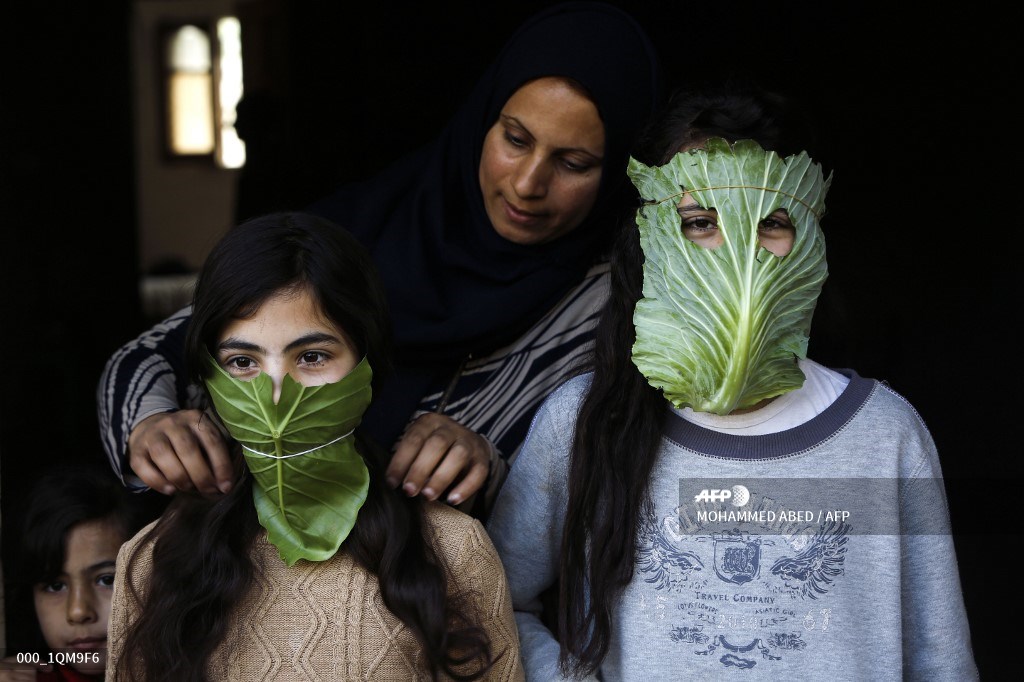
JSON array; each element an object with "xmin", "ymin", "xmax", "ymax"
[{"xmin": 636, "ymin": 483, "xmax": 853, "ymax": 671}]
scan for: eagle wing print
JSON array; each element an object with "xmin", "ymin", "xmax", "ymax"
[{"xmin": 770, "ymin": 519, "xmax": 849, "ymax": 599}]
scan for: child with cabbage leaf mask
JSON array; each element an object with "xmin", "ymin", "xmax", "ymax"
[
  {"xmin": 203, "ymin": 284, "xmax": 373, "ymax": 565},
  {"xmin": 109, "ymin": 212, "xmax": 520, "ymax": 681},
  {"xmin": 485, "ymin": 86, "xmax": 976, "ymax": 680},
  {"xmin": 628, "ymin": 136, "xmax": 829, "ymax": 414}
]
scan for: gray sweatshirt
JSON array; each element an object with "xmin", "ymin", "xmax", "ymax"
[{"xmin": 487, "ymin": 370, "xmax": 978, "ymax": 681}]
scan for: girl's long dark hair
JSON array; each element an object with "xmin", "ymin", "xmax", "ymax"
[
  {"xmin": 115, "ymin": 212, "xmax": 494, "ymax": 681},
  {"xmin": 557, "ymin": 84, "xmax": 817, "ymax": 676}
]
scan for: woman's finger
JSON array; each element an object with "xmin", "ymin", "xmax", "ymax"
[
  {"xmin": 128, "ymin": 410, "xmax": 208, "ymax": 494},
  {"xmin": 426, "ymin": 424, "xmax": 491, "ymax": 504},
  {"xmin": 400, "ymin": 429, "xmax": 453, "ymax": 496},
  {"xmin": 127, "ymin": 453, "xmax": 175, "ymax": 495},
  {"xmin": 167, "ymin": 424, "xmax": 220, "ymax": 495},
  {"xmin": 193, "ymin": 412, "xmax": 234, "ymax": 493},
  {"xmin": 146, "ymin": 434, "xmax": 195, "ymax": 492},
  {"xmin": 444, "ymin": 455, "xmax": 490, "ymax": 506},
  {"xmin": 386, "ymin": 418, "xmax": 432, "ymax": 488}
]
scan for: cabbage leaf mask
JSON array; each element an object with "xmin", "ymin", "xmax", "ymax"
[
  {"xmin": 627, "ymin": 138, "xmax": 830, "ymax": 414},
  {"xmin": 203, "ymin": 352, "xmax": 372, "ymax": 566}
]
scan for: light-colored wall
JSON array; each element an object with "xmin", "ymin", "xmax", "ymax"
[{"xmin": 132, "ymin": 0, "xmax": 240, "ymax": 273}]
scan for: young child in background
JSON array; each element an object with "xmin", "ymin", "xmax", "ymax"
[{"xmin": 1, "ymin": 464, "xmax": 153, "ymax": 681}]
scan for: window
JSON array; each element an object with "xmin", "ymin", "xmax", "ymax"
[{"xmin": 163, "ymin": 18, "xmax": 245, "ymax": 168}]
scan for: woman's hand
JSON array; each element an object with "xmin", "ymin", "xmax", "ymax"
[
  {"xmin": 385, "ymin": 414, "xmax": 492, "ymax": 506},
  {"xmin": 127, "ymin": 410, "xmax": 233, "ymax": 496}
]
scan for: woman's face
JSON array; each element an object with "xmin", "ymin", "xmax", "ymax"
[
  {"xmin": 215, "ymin": 286, "xmax": 359, "ymax": 404},
  {"xmin": 33, "ymin": 517, "xmax": 126, "ymax": 674},
  {"xmin": 478, "ymin": 76, "xmax": 605, "ymax": 245}
]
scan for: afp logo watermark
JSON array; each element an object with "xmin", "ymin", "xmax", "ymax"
[{"xmin": 694, "ymin": 484, "xmax": 750, "ymax": 507}]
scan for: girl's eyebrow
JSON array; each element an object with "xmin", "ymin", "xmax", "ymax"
[
  {"xmin": 677, "ymin": 204, "xmax": 716, "ymax": 214},
  {"xmin": 217, "ymin": 338, "xmax": 263, "ymax": 353},
  {"xmin": 218, "ymin": 332, "xmax": 342, "ymax": 354},
  {"xmin": 283, "ymin": 332, "xmax": 342, "ymax": 352},
  {"xmin": 89, "ymin": 559, "xmax": 117, "ymax": 572}
]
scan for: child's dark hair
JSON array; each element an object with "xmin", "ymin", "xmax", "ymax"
[
  {"xmin": 631, "ymin": 79, "xmax": 823, "ymax": 168},
  {"xmin": 6, "ymin": 462, "xmax": 153, "ymax": 650}
]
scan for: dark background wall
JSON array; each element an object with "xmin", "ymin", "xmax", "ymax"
[{"xmin": 2, "ymin": 0, "xmax": 1014, "ymax": 673}]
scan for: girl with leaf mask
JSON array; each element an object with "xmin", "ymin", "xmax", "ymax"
[
  {"xmin": 107, "ymin": 212, "xmax": 524, "ymax": 681},
  {"xmin": 487, "ymin": 86, "xmax": 977, "ymax": 680}
]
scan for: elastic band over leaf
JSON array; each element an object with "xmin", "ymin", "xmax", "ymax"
[{"xmin": 240, "ymin": 430, "xmax": 355, "ymax": 460}]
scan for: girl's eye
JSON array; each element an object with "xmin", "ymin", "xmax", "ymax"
[
  {"xmin": 226, "ymin": 356, "xmax": 256, "ymax": 371},
  {"xmin": 97, "ymin": 574, "xmax": 115, "ymax": 588},
  {"xmin": 221, "ymin": 355, "xmax": 260, "ymax": 380},
  {"xmin": 299, "ymin": 351, "xmax": 327, "ymax": 366},
  {"xmin": 42, "ymin": 581, "xmax": 66, "ymax": 593},
  {"xmin": 681, "ymin": 216, "xmax": 718, "ymax": 233},
  {"xmin": 758, "ymin": 212, "xmax": 794, "ymax": 233}
]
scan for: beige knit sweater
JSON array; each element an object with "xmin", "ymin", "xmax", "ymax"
[{"xmin": 107, "ymin": 502, "xmax": 524, "ymax": 681}]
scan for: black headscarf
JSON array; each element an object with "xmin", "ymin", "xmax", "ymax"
[{"xmin": 309, "ymin": 1, "xmax": 663, "ymax": 449}]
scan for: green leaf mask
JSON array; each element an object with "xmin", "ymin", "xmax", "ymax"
[
  {"xmin": 627, "ymin": 138, "xmax": 830, "ymax": 414},
  {"xmin": 203, "ymin": 352, "xmax": 373, "ymax": 566}
]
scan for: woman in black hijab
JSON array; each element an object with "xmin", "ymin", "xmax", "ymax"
[{"xmin": 97, "ymin": 1, "xmax": 663, "ymax": 517}]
